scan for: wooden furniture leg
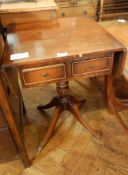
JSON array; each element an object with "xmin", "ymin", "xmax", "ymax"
[
  {"xmin": 92, "ymin": 75, "xmax": 128, "ymax": 111},
  {"xmin": 0, "ymin": 75, "xmax": 31, "ymax": 167},
  {"xmin": 37, "ymin": 81, "xmax": 101, "ymax": 152},
  {"xmin": 37, "ymin": 97, "xmax": 60, "ymax": 110},
  {"xmin": 0, "ymin": 20, "xmax": 6, "ymax": 41},
  {"xmin": 38, "ymin": 104, "xmax": 63, "ymax": 152},
  {"xmin": 69, "ymin": 102, "xmax": 101, "ymax": 138},
  {"xmin": 2, "ymin": 69, "xmax": 28, "ymax": 127},
  {"xmin": 37, "ymin": 93, "xmax": 86, "ymax": 111},
  {"xmin": 113, "ymin": 75, "xmax": 128, "ymax": 110},
  {"xmin": 106, "ymin": 75, "xmax": 128, "ymax": 133}
]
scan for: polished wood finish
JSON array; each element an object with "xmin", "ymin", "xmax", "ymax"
[
  {"xmin": 22, "ymin": 64, "xmax": 66, "ymax": 87},
  {"xmin": 0, "ymin": 36, "xmax": 4, "ymax": 63},
  {"xmin": 56, "ymin": 0, "xmax": 96, "ymax": 18},
  {"xmin": 0, "ymin": 74, "xmax": 31, "ymax": 167},
  {"xmin": 0, "ymin": 21, "xmax": 30, "ymax": 167},
  {"xmin": 37, "ymin": 81, "xmax": 100, "ymax": 153},
  {"xmin": 96, "ymin": 24, "xmax": 128, "ymax": 112},
  {"xmin": 2, "ymin": 17, "xmax": 127, "ymax": 166},
  {"xmin": 0, "ymin": 21, "xmax": 6, "ymax": 41},
  {"xmin": 3, "ymin": 17, "xmax": 125, "ymax": 68},
  {"xmin": 106, "ymin": 74, "xmax": 128, "ymax": 133},
  {"xmin": 0, "ymin": 28, "xmax": 6, "ymax": 130},
  {"xmin": 0, "ymin": 0, "xmax": 58, "ymax": 26},
  {"xmin": 20, "ymin": 57, "xmax": 113, "ymax": 88},
  {"xmin": 0, "ymin": 0, "xmax": 58, "ymax": 13},
  {"xmin": 72, "ymin": 57, "xmax": 111, "ymax": 76},
  {"xmin": 2, "ymin": 78, "xmax": 128, "ymax": 175}
]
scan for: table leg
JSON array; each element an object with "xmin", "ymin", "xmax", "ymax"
[
  {"xmin": 92, "ymin": 75, "xmax": 128, "ymax": 112},
  {"xmin": 69, "ymin": 102, "xmax": 101, "ymax": 138},
  {"xmin": 106, "ymin": 74, "xmax": 128, "ymax": 133},
  {"xmin": 0, "ymin": 76, "xmax": 30, "ymax": 168},
  {"xmin": 37, "ymin": 97, "xmax": 60, "ymax": 110},
  {"xmin": 38, "ymin": 104, "xmax": 63, "ymax": 152},
  {"xmin": 37, "ymin": 81, "xmax": 101, "ymax": 153}
]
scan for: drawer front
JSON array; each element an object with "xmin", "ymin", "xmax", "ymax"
[
  {"xmin": 72, "ymin": 57, "xmax": 111, "ymax": 76},
  {"xmin": 22, "ymin": 64, "xmax": 66, "ymax": 86},
  {"xmin": 57, "ymin": 5, "xmax": 87, "ymax": 17},
  {"xmin": 1, "ymin": 11, "xmax": 56, "ymax": 26}
]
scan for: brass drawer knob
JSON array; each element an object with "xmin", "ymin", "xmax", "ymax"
[
  {"xmin": 42, "ymin": 73, "xmax": 48, "ymax": 77},
  {"xmin": 90, "ymin": 64, "xmax": 94, "ymax": 69}
]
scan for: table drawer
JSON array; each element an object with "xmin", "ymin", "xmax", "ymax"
[
  {"xmin": 22, "ymin": 64, "xmax": 66, "ymax": 86},
  {"xmin": 72, "ymin": 57, "xmax": 111, "ymax": 76}
]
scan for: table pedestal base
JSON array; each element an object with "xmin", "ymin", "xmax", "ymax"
[{"xmin": 37, "ymin": 81, "xmax": 101, "ymax": 152}]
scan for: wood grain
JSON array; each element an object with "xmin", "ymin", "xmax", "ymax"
[{"xmin": 0, "ymin": 0, "xmax": 58, "ymax": 13}]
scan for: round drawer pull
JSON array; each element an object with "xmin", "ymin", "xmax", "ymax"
[
  {"xmin": 41, "ymin": 73, "xmax": 48, "ymax": 77},
  {"xmin": 90, "ymin": 64, "xmax": 94, "ymax": 69}
]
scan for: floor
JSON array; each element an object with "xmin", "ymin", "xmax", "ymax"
[{"xmin": 0, "ymin": 19, "xmax": 128, "ymax": 175}]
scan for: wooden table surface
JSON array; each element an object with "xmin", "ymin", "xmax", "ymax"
[
  {"xmin": 2, "ymin": 17, "xmax": 126, "ymax": 69},
  {"xmin": 104, "ymin": 25, "xmax": 128, "ymax": 51},
  {"xmin": 105, "ymin": 25, "xmax": 128, "ymax": 71}
]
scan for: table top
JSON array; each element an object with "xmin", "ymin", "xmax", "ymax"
[
  {"xmin": 105, "ymin": 25, "xmax": 128, "ymax": 51},
  {"xmin": 104, "ymin": 24, "xmax": 128, "ymax": 78},
  {"xmin": 2, "ymin": 16, "xmax": 126, "ymax": 68},
  {"xmin": 0, "ymin": 0, "xmax": 58, "ymax": 13}
]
